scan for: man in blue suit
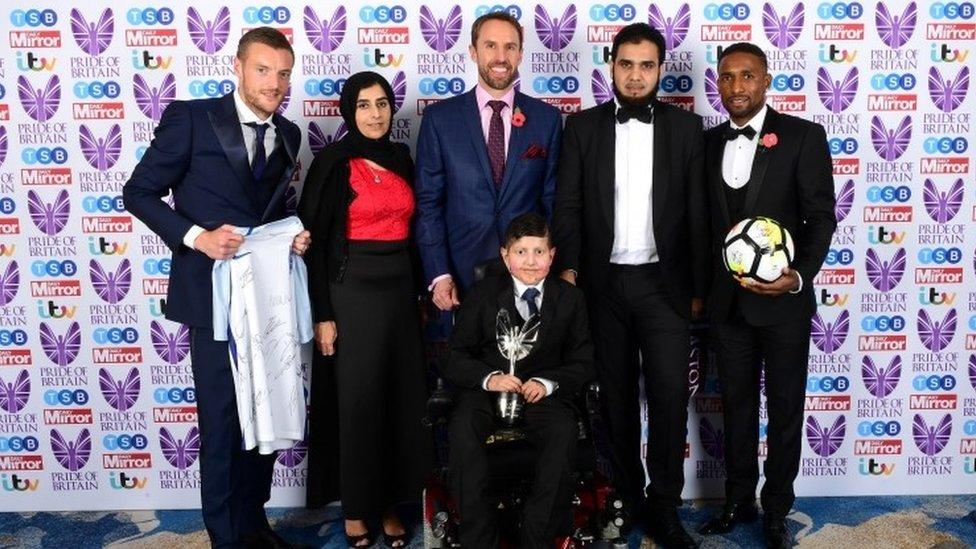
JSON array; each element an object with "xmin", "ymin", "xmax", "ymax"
[
  {"xmin": 415, "ymin": 11, "xmax": 562, "ymax": 309},
  {"xmin": 123, "ymin": 28, "xmax": 309, "ymax": 549}
]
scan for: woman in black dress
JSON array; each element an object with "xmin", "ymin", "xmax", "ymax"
[{"xmin": 299, "ymin": 71, "xmax": 432, "ymax": 548}]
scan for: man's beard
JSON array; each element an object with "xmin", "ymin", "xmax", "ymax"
[
  {"xmin": 612, "ymin": 81, "xmax": 656, "ymax": 108},
  {"xmin": 480, "ymin": 64, "xmax": 518, "ymax": 91}
]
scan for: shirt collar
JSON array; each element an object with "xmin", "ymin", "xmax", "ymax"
[
  {"xmin": 476, "ymin": 84, "xmax": 515, "ymax": 113},
  {"xmin": 233, "ymin": 90, "xmax": 276, "ymax": 128},
  {"xmin": 730, "ymin": 104, "xmax": 767, "ymax": 134},
  {"xmin": 512, "ymin": 276, "xmax": 545, "ymax": 299}
]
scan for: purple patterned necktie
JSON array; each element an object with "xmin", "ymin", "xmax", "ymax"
[
  {"xmin": 245, "ymin": 122, "xmax": 269, "ymax": 181},
  {"xmin": 487, "ymin": 100, "xmax": 506, "ymax": 190}
]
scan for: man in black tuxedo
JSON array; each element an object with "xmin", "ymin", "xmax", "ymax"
[
  {"xmin": 697, "ymin": 43, "xmax": 836, "ymax": 549},
  {"xmin": 552, "ymin": 23, "xmax": 708, "ymax": 548},
  {"xmin": 444, "ymin": 213, "xmax": 594, "ymax": 549}
]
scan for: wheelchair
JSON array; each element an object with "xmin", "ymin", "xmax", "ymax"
[{"xmin": 420, "ymin": 263, "xmax": 630, "ymax": 548}]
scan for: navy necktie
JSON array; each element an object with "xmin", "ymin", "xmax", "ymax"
[
  {"xmin": 245, "ymin": 122, "xmax": 269, "ymax": 180},
  {"xmin": 487, "ymin": 100, "xmax": 506, "ymax": 190},
  {"xmin": 521, "ymin": 287, "xmax": 540, "ymax": 318}
]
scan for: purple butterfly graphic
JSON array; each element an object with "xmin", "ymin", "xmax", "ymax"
[
  {"xmin": 160, "ymin": 427, "xmax": 201, "ymax": 469},
  {"xmin": 0, "ymin": 126, "xmax": 7, "ymax": 167},
  {"xmin": 834, "ymin": 180, "xmax": 854, "ymax": 222},
  {"xmin": 39, "ymin": 322, "xmax": 82, "ymax": 367},
  {"xmin": 928, "ymin": 66, "xmax": 969, "ymax": 113},
  {"xmin": 648, "ymin": 4, "xmax": 691, "ymax": 50},
  {"xmin": 308, "ymin": 121, "xmax": 348, "ymax": 156},
  {"xmin": 535, "ymin": 5, "xmax": 576, "ymax": 52},
  {"xmin": 187, "ymin": 7, "xmax": 231, "ymax": 54},
  {"xmin": 285, "ymin": 185, "xmax": 298, "ymax": 216},
  {"xmin": 419, "ymin": 5, "xmax": 462, "ymax": 53},
  {"xmin": 922, "ymin": 179, "xmax": 964, "ymax": 223},
  {"xmin": 590, "ymin": 70, "xmax": 612, "ymax": 105},
  {"xmin": 391, "ymin": 71, "xmax": 406, "ymax": 112},
  {"xmin": 704, "ymin": 68, "xmax": 727, "ymax": 114},
  {"xmin": 817, "ymin": 67, "xmax": 858, "ymax": 113},
  {"xmin": 27, "ymin": 189, "xmax": 70, "ymax": 236},
  {"xmin": 865, "ymin": 247, "xmax": 906, "ymax": 292},
  {"xmin": 806, "ymin": 415, "xmax": 845, "ymax": 457},
  {"xmin": 912, "ymin": 414, "xmax": 951, "ymax": 456},
  {"xmin": 861, "ymin": 356, "xmax": 901, "ymax": 398},
  {"xmin": 0, "ymin": 370, "xmax": 30, "ymax": 414},
  {"xmin": 70, "ymin": 8, "xmax": 114, "ymax": 56},
  {"xmin": 969, "ymin": 354, "xmax": 976, "ymax": 391},
  {"xmin": 917, "ymin": 309, "xmax": 956, "ymax": 352},
  {"xmin": 276, "ymin": 439, "xmax": 308, "ymax": 467},
  {"xmin": 90, "ymin": 259, "xmax": 132, "ymax": 304},
  {"xmin": 50, "ymin": 428, "xmax": 92, "ymax": 471},
  {"xmin": 875, "ymin": 2, "xmax": 916, "ymax": 49},
  {"xmin": 17, "ymin": 75, "xmax": 61, "ymax": 123},
  {"xmin": 870, "ymin": 115, "xmax": 911, "ymax": 161},
  {"xmin": 98, "ymin": 367, "xmax": 140, "ymax": 412},
  {"xmin": 133, "ymin": 73, "xmax": 176, "ymax": 122},
  {"xmin": 151, "ymin": 320, "xmax": 190, "ymax": 365},
  {"xmin": 699, "ymin": 417, "xmax": 724, "ymax": 460},
  {"xmin": 79, "ymin": 124, "xmax": 122, "ymax": 171},
  {"xmin": 303, "ymin": 6, "xmax": 347, "ymax": 54},
  {"xmin": 0, "ymin": 261, "xmax": 19, "ymax": 307},
  {"xmin": 276, "ymin": 85, "xmax": 291, "ymax": 115},
  {"xmin": 762, "ymin": 3, "xmax": 804, "ymax": 49},
  {"xmin": 811, "ymin": 310, "xmax": 849, "ymax": 354}
]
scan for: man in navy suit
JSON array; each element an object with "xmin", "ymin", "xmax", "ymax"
[
  {"xmin": 415, "ymin": 11, "xmax": 562, "ymax": 309},
  {"xmin": 123, "ymin": 28, "xmax": 309, "ymax": 549}
]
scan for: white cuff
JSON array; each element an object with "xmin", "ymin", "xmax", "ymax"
[
  {"xmin": 429, "ymin": 273, "xmax": 453, "ymax": 292},
  {"xmin": 530, "ymin": 377, "xmax": 556, "ymax": 396},
  {"xmin": 183, "ymin": 225, "xmax": 206, "ymax": 250},
  {"xmin": 789, "ymin": 272, "xmax": 803, "ymax": 294},
  {"xmin": 482, "ymin": 370, "xmax": 503, "ymax": 390}
]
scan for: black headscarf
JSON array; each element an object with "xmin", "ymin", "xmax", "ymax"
[{"xmin": 298, "ymin": 71, "xmax": 414, "ymax": 230}]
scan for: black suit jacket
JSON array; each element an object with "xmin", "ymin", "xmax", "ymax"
[
  {"xmin": 704, "ymin": 107, "xmax": 836, "ymax": 326},
  {"xmin": 445, "ymin": 275, "xmax": 595, "ymax": 399},
  {"xmin": 551, "ymin": 100, "xmax": 709, "ymax": 318}
]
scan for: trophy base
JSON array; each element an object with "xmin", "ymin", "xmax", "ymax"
[{"xmin": 494, "ymin": 391, "xmax": 525, "ymax": 428}]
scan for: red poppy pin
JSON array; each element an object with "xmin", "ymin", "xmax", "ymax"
[
  {"xmin": 512, "ymin": 107, "xmax": 526, "ymax": 128},
  {"xmin": 760, "ymin": 132, "xmax": 778, "ymax": 149}
]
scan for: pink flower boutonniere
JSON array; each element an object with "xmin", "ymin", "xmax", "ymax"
[
  {"xmin": 512, "ymin": 107, "xmax": 526, "ymax": 128},
  {"xmin": 760, "ymin": 132, "xmax": 779, "ymax": 150}
]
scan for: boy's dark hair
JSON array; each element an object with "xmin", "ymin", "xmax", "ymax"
[
  {"xmin": 611, "ymin": 23, "xmax": 666, "ymax": 64},
  {"xmin": 470, "ymin": 11, "xmax": 524, "ymax": 49},
  {"xmin": 717, "ymin": 42, "xmax": 768, "ymax": 71},
  {"xmin": 503, "ymin": 212, "xmax": 550, "ymax": 247},
  {"xmin": 237, "ymin": 26, "xmax": 294, "ymax": 60}
]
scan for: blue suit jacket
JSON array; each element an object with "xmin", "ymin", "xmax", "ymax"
[
  {"xmin": 123, "ymin": 93, "xmax": 301, "ymax": 328},
  {"xmin": 414, "ymin": 89, "xmax": 562, "ymax": 291}
]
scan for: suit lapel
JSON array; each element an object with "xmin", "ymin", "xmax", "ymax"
[
  {"xmin": 260, "ymin": 116, "xmax": 298, "ymax": 222},
  {"xmin": 651, "ymin": 102, "xmax": 670, "ymax": 235},
  {"xmin": 209, "ymin": 94, "xmax": 259, "ymax": 212},
  {"xmin": 596, "ymin": 101, "xmax": 616, "ymax": 233},
  {"xmin": 498, "ymin": 93, "xmax": 529, "ymax": 201},
  {"xmin": 710, "ymin": 121, "xmax": 733, "ymax": 229},
  {"xmin": 461, "ymin": 90, "xmax": 497, "ymax": 200},
  {"xmin": 742, "ymin": 108, "xmax": 778, "ymax": 217}
]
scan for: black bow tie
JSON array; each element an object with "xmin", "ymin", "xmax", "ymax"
[
  {"xmin": 725, "ymin": 125, "xmax": 757, "ymax": 141},
  {"xmin": 616, "ymin": 106, "xmax": 654, "ymax": 124}
]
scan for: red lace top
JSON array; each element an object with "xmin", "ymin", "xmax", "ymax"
[{"xmin": 346, "ymin": 158, "xmax": 415, "ymax": 240}]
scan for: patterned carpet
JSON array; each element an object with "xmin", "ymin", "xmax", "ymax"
[{"xmin": 2, "ymin": 496, "xmax": 975, "ymax": 548}]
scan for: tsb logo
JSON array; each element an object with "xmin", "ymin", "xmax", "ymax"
[
  {"xmin": 102, "ymin": 433, "xmax": 149, "ymax": 450},
  {"xmin": 817, "ymin": 2, "xmax": 864, "ymax": 19},
  {"xmin": 189, "ymin": 80, "xmax": 235, "ymax": 98},
  {"xmin": 912, "ymin": 374, "xmax": 956, "ymax": 391},
  {"xmin": 929, "ymin": 2, "xmax": 975, "ymax": 19},
  {"xmin": 532, "ymin": 76, "xmax": 580, "ymax": 94},
  {"xmin": 475, "ymin": 5, "xmax": 523, "ymax": 19},
  {"xmin": 242, "ymin": 6, "xmax": 291, "ymax": 24},
  {"xmin": 21, "ymin": 147, "xmax": 69, "ymax": 165},
  {"xmin": 703, "ymin": 3, "xmax": 750, "ymax": 20},
  {"xmin": 304, "ymin": 78, "xmax": 346, "ymax": 97},
  {"xmin": 857, "ymin": 420, "xmax": 901, "ymax": 437},
  {"xmin": 806, "ymin": 376, "xmax": 850, "ymax": 392},
  {"xmin": 660, "ymin": 75, "xmax": 693, "ymax": 93},
  {"xmin": 143, "ymin": 258, "xmax": 171, "ymax": 275},
  {"xmin": 73, "ymin": 81, "xmax": 122, "ymax": 99},
  {"xmin": 9, "ymin": 9, "xmax": 58, "ymax": 27},
  {"xmin": 870, "ymin": 73, "xmax": 916, "ymax": 91},
  {"xmin": 82, "ymin": 196, "xmax": 125, "ymax": 214},
  {"xmin": 0, "ymin": 436, "xmax": 40, "ymax": 452},
  {"xmin": 358, "ymin": 5, "xmax": 407, "ymax": 23},
  {"xmin": 31, "ymin": 259, "xmax": 78, "ymax": 277},
  {"xmin": 92, "ymin": 327, "xmax": 139, "ymax": 345},
  {"xmin": 125, "ymin": 8, "xmax": 175, "ymax": 25},
  {"xmin": 0, "ymin": 330, "xmax": 28, "ymax": 346},
  {"xmin": 923, "ymin": 136, "xmax": 968, "ymax": 154},
  {"xmin": 43, "ymin": 389, "xmax": 90, "ymax": 406},
  {"xmin": 771, "ymin": 74, "xmax": 804, "ymax": 92},
  {"xmin": 824, "ymin": 248, "xmax": 854, "ymax": 265},
  {"xmin": 866, "ymin": 186, "xmax": 911, "ymax": 203},
  {"xmin": 153, "ymin": 387, "xmax": 197, "ymax": 404},
  {"xmin": 588, "ymin": 4, "xmax": 636, "ymax": 21},
  {"xmin": 418, "ymin": 78, "xmax": 466, "ymax": 95},
  {"xmin": 828, "ymin": 138, "xmax": 859, "ymax": 155},
  {"xmin": 860, "ymin": 315, "xmax": 906, "ymax": 332},
  {"xmin": 917, "ymin": 247, "xmax": 962, "ymax": 264}
]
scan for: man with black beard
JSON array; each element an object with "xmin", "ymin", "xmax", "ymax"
[{"xmin": 552, "ymin": 23, "xmax": 708, "ymax": 549}]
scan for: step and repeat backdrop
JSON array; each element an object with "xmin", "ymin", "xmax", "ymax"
[{"xmin": 0, "ymin": 0, "xmax": 974, "ymax": 511}]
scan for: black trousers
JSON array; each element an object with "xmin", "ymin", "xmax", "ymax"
[
  {"xmin": 190, "ymin": 327, "xmax": 276, "ymax": 548},
  {"xmin": 330, "ymin": 240, "xmax": 432, "ymax": 519},
  {"xmin": 712, "ymin": 313, "xmax": 812, "ymax": 518},
  {"xmin": 449, "ymin": 391, "xmax": 578, "ymax": 549},
  {"xmin": 587, "ymin": 263, "xmax": 691, "ymax": 511}
]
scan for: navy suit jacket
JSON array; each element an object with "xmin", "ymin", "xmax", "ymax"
[
  {"xmin": 414, "ymin": 89, "xmax": 562, "ymax": 291},
  {"xmin": 123, "ymin": 93, "xmax": 301, "ymax": 328}
]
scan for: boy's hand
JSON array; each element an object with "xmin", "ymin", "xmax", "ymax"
[
  {"xmin": 521, "ymin": 380, "xmax": 547, "ymax": 403},
  {"xmin": 486, "ymin": 374, "xmax": 522, "ymax": 393}
]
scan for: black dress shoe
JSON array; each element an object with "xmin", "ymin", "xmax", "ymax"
[
  {"xmin": 763, "ymin": 516, "xmax": 793, "ymax": 549},
  {"xmin": 698, "ymin": 501, "xmax": 759, "ymax": 535},
  {"xmin": 646, "ymin": 507, "xmax": 698, "ymax": 549},
  {"xmin": 244, "ymin": 528, "xmax": 314, "ymax": 549}
]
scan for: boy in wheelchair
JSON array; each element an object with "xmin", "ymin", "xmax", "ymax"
[{"xmin": 441, "ymin": 213, "xmax": 596, "ymax": 548}]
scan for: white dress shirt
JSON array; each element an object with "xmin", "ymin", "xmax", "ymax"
[
  {"xmin": 611, "ymin": 100, "xmax": 658, "ymax": 265},
  {"xmin": 182, "ymin": 91, "xmax": 279, "ymax": 249}
]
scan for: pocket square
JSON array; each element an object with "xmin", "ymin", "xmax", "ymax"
[{"xmin": 522, "ymin": 143, "xmax": 547, "ymax": 159}]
